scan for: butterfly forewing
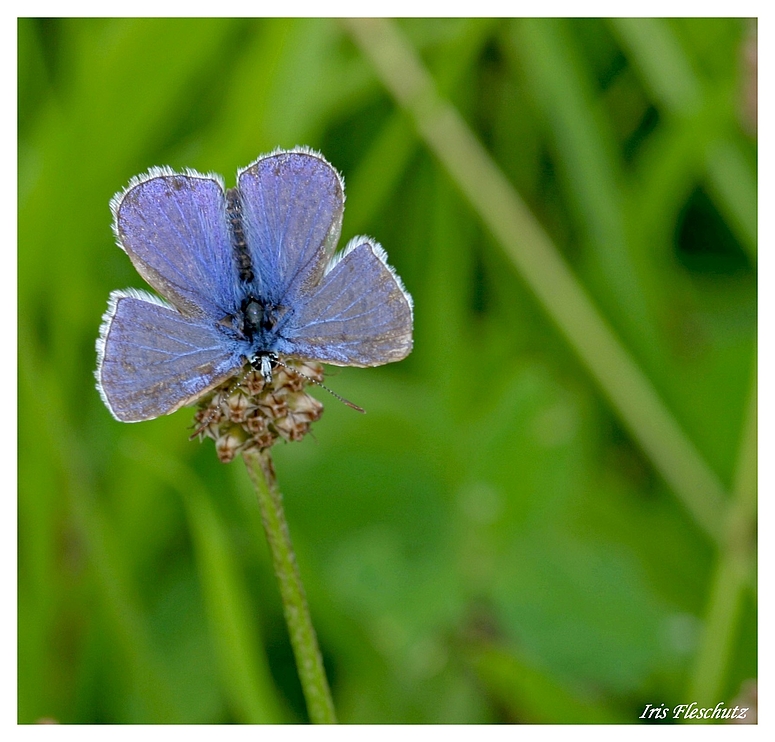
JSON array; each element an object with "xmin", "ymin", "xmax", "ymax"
[
  {"xmin": 237, "ymin": 151, "xmax": 344, "ymax": 307},
  {"xmin": 113, "ymin": 171, "xmax": 242, "ymax": 320}
]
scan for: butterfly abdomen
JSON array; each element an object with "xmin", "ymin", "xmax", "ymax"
[{"xmin": 225, "ymin": 187, "xmax": 253, "ymax": 285}]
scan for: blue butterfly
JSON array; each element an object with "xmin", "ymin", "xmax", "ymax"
[{"xmin": 96, "ymin": 148, "xmax": 413, "ymax": 422}]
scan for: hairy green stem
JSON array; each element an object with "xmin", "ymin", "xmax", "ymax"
[{"xmin": 243, "ymin": 449, "xmax": 337, "ymax": 724}]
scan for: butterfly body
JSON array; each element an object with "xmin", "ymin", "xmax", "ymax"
[{"xmin": 96, "ymin": 148, "xmax": 413, "ymax": 423}]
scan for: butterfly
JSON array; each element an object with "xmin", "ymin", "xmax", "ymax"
[{"xmin": 96, "ymin": 148, "xmax": 413, "ymax": 423}]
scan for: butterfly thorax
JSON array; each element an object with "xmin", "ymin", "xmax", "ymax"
[
  {"xmin": 242, "ymin": 296, "xmax": 277, "ymax": 338},
  {"xmin": 213, "ymin": 293, "xmax": 287, "ymax": 380}
]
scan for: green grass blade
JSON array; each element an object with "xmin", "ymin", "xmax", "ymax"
[
  {"xmin": 345, "ymin": 18, "xmax": 497, "ymax": 236},
  {"xmin": 344, "ymin": 17, "xmax": 727, "ymax": 543},
  {"xmin": 467, "ymin": 642, "xmax": 629, "ymax": 723},
  {"xmin": 510, "ymin": 19, "xmax": 658, "ymax": 354},
  {"xmin": 610, "ymin": 18, "xmax": 756, "ymax": 260},
  {"xmin": 126, "ymin": 445, "xmax": 287, "ymax": 723},
  {"xmin": 687, "ymin": 365, "xmax": 757, "ymax": 713},
  {"xmin": 19, "ymin": 329, "xmax": 181, "ymax": 722}
]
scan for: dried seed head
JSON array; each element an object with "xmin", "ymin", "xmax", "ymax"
[
  {"xmin": 257, "ymin": 392, "xmax": 289, "ymax": 419},
  {"xmin": 215, "ymin": 426, "xmax": 249, "ymax": 463},
  {"xmin": 287, "ymin": 393, "xmax": 324, "ymax": 420},
  {"xmin": 244, "ymin": 411, "xmax": 269, "ymax": 435},
  {"xmin": 242, "ymin": 370, "xmax": 266, "ymax": 396},
  {"xmin": 193, "ymin": 359, "xmax": 326, "ymax": 462},
  {"xmin": 298, "ymin": 361, "xmax": 325, "ymax": 384},
  {"xmin": 273, "ymin": 366, "xmax": 305, "ymax": 393},
  {"xmin": 274, "ymin": 414, "xmax": 312, "ymax": 442},
  {"xmin": 226, "ymin": 390, "xmax": 255, "ymax": 423}
]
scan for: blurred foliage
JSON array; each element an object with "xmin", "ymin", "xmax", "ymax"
[{"xmin": 18, "ymin": 18, "xmax": 756, "ymax": 723}]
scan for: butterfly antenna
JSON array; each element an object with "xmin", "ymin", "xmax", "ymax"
[{"xmin": 274, "ymin": 358, "xmax": 366, "ymax": 413}]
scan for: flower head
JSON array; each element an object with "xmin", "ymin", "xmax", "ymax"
[{"xmin": 193, "ymin": 359, "xmax": 325, "ymax": 462}]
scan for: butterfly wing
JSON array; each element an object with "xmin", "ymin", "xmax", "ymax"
[
  {"xmin": 277, "ymin": 239, "xmax": 413, "ymax": 366},
  {"xmin": 112, "ymin": 169, "xmax": 242, "ymax": 320},
  {"xmin": 96, "ymin": 290, "xmax": 244, "ymax": 422},
  {"xmin": 236, "ymin": 149, "xmax": 344, "ymax": 307}
]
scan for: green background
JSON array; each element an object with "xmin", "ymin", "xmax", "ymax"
[{"xmin": 18, "ymin": 18, "xmax": 756, "ymax": 723}]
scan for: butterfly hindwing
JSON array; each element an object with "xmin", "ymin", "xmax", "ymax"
[
  {"xmin": 96, "ymin": 290, "xmax": 243, "ymax": 422},
  {"xmin": 278, "ymin": 239, "xmax": 413, "ymax": 367}
]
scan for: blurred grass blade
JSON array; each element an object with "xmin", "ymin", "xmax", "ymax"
[
  {"xmin": 610, "ymin": 18, "xmax": 756, "ymax": 260},
  {"xmin": 127, "ymin": 445, "xmax": 287, "ymax": 723},
  {"xmin": 467, "ymin": 643, "xmax": 628, "ymax": 723},
  {"xmin": 346, "ymin": 18, "xmax": 497, "ymax": 235},
  {"xmin": 19, "ymin": 327, "xmax": 180, "ymax": 722},
  {"xmin": 344, "ymin": 18, "xmax": 727, "ymax": 543},
  {"xmin": 609, "ymin": 18, "xmax": 701, "ymax": 113},
  {"xmin": 346, "ymin": 19, "xmax": 495, "ymax": 389},
  {"xmin": 705, "ymin": 142, "xmax": 757, "ymax": 261},
  {"xmin": 510, "ymin": 19, "xmax": 658, "ymax": 355},
  {"xmin": 688, "ymin": 366, "xmax": 757, "ymax": 712}
]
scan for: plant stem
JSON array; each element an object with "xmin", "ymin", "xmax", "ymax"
[{"xmin": 243, "ymin": 449, "xmax": 337, "ymax": 724}]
